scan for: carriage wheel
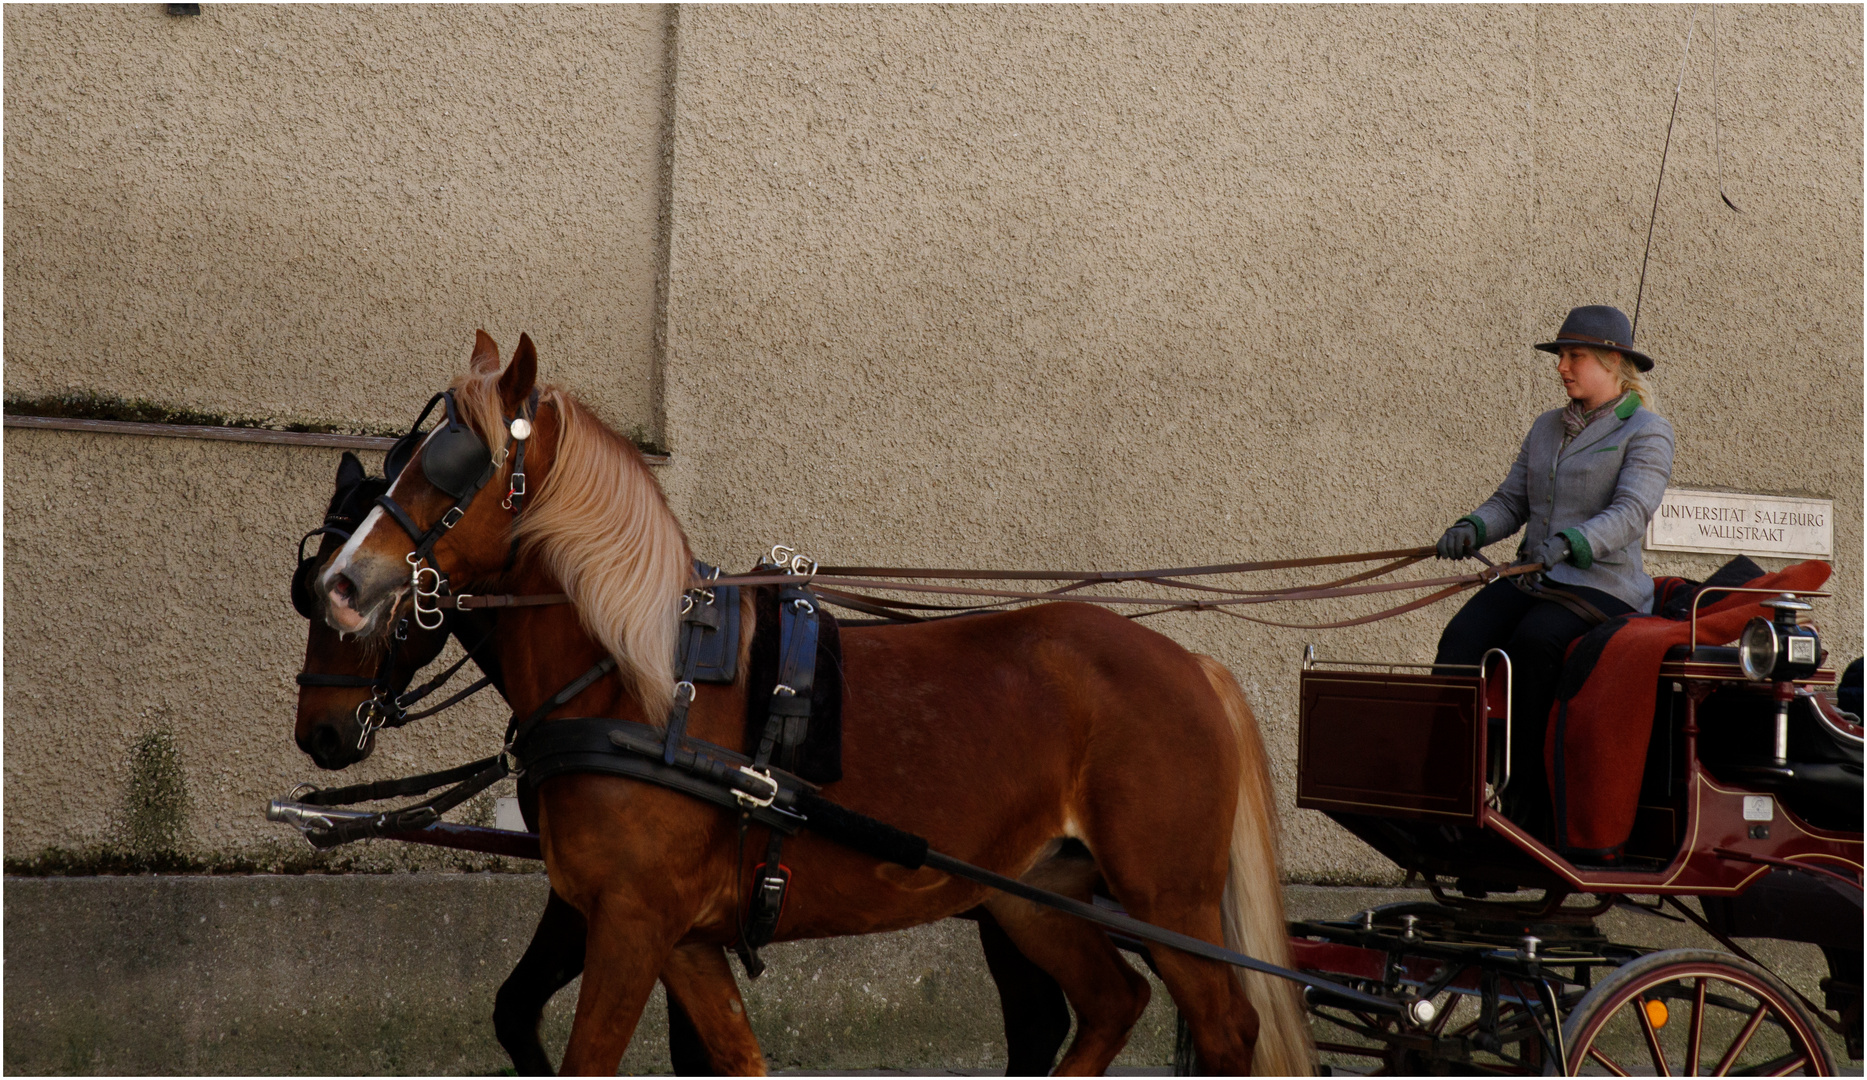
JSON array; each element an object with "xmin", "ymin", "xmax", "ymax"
[{"xmin": 1561, "ymin": 949, "xmax": 1836, "ymax": 1076}]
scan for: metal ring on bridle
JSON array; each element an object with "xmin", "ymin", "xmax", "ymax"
[{"xmin": 354, "ymin": 696, "xmax": 394, "ymax": 750}]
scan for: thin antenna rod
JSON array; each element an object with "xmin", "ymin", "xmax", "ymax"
[{"xmin": 1632, "ymin": 6, "xmax": 1700, "ymax": 340}]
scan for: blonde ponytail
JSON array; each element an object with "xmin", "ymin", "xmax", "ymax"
[{"xmin": 1589, "ymin": 346, "xmax": 1657, "ymax": 414}]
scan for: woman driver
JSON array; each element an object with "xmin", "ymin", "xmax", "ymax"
[{"xmin": 1433, "ymin": 305, "xmax": 1675, "ymax": 842}]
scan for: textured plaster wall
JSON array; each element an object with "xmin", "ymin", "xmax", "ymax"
[
  {"xmin": 4, "ymin": 6, "xmax": 1860, "ymax": 882},
  {"xmin": 4, "ymin": 4, "xmax": 667, "ymax": 436},
  {"xmin": 2, "ymin": 431, "xmax": 525, "ymax": 859},
  {"xmin": 655, "ymin": 4, "xmax": 1862, "ymax": 882}
]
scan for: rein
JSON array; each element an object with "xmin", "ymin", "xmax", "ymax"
[{"xmin": 686, "ymin": 546, "xmax": 1546, "ymax": 631}]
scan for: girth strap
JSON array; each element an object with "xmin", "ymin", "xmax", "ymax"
[
  {"xmin": 660, "ymin": 562, "xmax": 742, "ymax": 764},
  {"xmin": 755, "ymin": 583, "xmax": 820, "ymax": 770},
  {"xmin": 739, "ymin": 578, "xmax": 821, "ymax": 975}
]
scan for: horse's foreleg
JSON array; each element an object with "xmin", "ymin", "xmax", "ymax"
[
  {"xmin": 975, "ymin": 912, "xmax": 1072, "ymax": 1076},
  {"xmin": 557, "ymin": 893, "xmax": 680, "ymax": 1077},
  {"xmin": 662, "ymin": 943, "xmax": 767, "ymax": 1075},
  {"xmin": 494, "ymin": 889, "xmax": 587, "ymax": 1076}
]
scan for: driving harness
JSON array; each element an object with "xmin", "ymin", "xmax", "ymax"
[
  {"xmin": 272, "ymin": 395, "xmax": 1448, "ymax": 1016},
  {"xmin": 513, "ymin": 562, "xmax": 835, "ymax": 975}
]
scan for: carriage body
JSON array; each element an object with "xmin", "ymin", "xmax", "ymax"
[
  {"xmin": 1283, "ymin": 587, "xmax": 1863, "ymax": 1074},
  {"xmin": 1295, "ymin": 646, "xmax": 1858, "ymax": 897}
]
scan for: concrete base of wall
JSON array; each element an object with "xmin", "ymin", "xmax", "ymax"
[{"xmin": 4, "ymin": 875, "xmax": 1854, "ymax": 1075}]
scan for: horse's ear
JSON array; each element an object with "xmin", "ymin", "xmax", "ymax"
[
  {"xmin": 335, "ymin": 450, "xmax": 365, "ymax": 489},
  {"xmin": 470, "ymin": 329, "xmax": 501, "ymax": 374},
  {"xmin": 499, "ymin": 332, "xmax": 538, "ymax": 413}
]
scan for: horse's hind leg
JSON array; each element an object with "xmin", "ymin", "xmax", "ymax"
[
  {"xmin": 495, "ymin": 889, "xmax": 587, "ymax": 1076},
  {"xmin": 1086, "ymin": 820, "xmax": 1260, "ymax": 1072},
  {"xmin": 975, "ymin": 911, "xmax": 1072, "ymax": 1075},
  {"xmin": 661, "ymin": 943, "xmax": 766, "ymax": 1075},
  {"xmin": 1146, "ymin": 947, "xmax": 1258, "ymax": 1074},
  {"xmin": 983, "ymin": 884, "xmax": 1152, "ymax": 1076}
]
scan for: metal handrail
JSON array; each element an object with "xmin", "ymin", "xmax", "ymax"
[
  {"xmin": 1483, "ymin": 648, "xmax": 1514, "ymax": 802},
  {"xmin": 1688, "ymin": 587, "xmax": 1830, "ymax": 651}
]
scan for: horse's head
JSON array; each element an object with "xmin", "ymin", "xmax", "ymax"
[
  {"xmin": 318, "ymin": 330, "xmax": 543, "ymax": 642},
  {"xmin": 292, "ymin": 452, "xmax": 457, "ymax": 768},
  {"xmin": 320, "ymin": 329, "xmax": 693, "ymax": 722}
]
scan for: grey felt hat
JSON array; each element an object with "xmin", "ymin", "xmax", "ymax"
[{"xmin": 1534, "ymin": 305, "xmax": 1654, "ymax": 371}]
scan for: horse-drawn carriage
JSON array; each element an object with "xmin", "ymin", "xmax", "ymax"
[
  {"xmin": 1281, "ymin": 584, "xmax": 1861, "ymax": 1074},
  {"xmin": 274, "ymin": 336, "xmax": 1860, "ymax": 1075}
]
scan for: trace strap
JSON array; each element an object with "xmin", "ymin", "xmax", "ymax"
[{"xmin": 735, "ymin": 573, "xmax": 819, "ymax": 975}]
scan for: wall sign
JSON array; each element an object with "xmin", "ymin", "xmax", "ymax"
[{"xmin": 1646, "ymin": 488, "xmax": 1833, "ymax": 559}]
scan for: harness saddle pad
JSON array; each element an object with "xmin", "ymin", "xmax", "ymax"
[{"xmin": 746, "ymin": 584, "xmax": 844, "ymax": 784}]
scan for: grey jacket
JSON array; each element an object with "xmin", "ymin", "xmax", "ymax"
[{"xmin": 1462, "ymin": 396, "xmax": 1675, "ymax": 613}]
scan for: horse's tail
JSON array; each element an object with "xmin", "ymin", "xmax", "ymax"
[{"xmin": 1195, "ymin": 654, "xmax": 1316, "ymax": 1076}]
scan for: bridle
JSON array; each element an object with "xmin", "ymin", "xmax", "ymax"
[
  {"xmin": 292, "ymin": 470, "xmax": 507, "ymax": 748},
  {"xmin": 372, "ymin": 387, "xmax": 539, "ymax": 630},
  {"xmin": 289, "ymin": 383, "xmax": 541, "ymax": 751}
]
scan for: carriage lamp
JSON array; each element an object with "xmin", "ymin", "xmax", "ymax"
[{"xmin": 1738, "ymin": 596, "xmax": 1823, "ymax": 767}]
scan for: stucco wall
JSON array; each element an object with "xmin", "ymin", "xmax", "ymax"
[
  {"xmin": 656, "ymin": 4, "xmax": 1861, "ymax": 879},
  {"xmin": 4, "ymin": 5, "xmax": 1859, "ymax": 881},
  {"xmin": 3, "ymin": 3, "xmax": 668, "ymax": 436}
]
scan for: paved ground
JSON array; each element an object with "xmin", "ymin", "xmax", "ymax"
[{"xmin": 4, "ymin": 875, "xmax": 1857, "ymax": 1075}]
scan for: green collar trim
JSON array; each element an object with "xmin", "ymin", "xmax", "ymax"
[{"xmin": 1614, "ymin": 393, "xmax": 1641, "ymax": 421}]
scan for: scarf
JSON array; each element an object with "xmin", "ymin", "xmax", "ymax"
[{"xmin": 1560, "ymin": 391, "xmax": 1631, "ymax": 450}]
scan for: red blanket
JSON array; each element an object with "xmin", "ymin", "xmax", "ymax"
[{"xmin": 1544, "ymin": 560, "xmax": 1833, "ymax": 853}]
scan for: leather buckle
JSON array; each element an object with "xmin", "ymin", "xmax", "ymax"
[{"xmin": 733, "ymin": 766, "xmax": 778, "ymax": 809}]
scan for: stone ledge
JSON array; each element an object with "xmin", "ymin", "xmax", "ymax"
[{"xmin": 4, "ymin": 876, "xmax": 1852, "ymax": 1075}]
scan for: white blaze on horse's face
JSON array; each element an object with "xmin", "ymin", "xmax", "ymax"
[{"xmin": 319, "ymin": 427, "xmax": 442, "ymax": 635}]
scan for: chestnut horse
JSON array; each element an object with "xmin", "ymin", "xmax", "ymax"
[
  {"xmin": 315, "ymin": 332, "xmax": 1312, "ymax": 1075},
  {"xmin": 291, "ymin": 455, "xmax": 1075, "ymax": 1074}
]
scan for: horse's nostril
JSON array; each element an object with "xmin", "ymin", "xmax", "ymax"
[
  {"xmin": 309, "ymin": 724, "xmax": 343, "ymax": 766},
  {"xmin": 331, "ymin": 573, "xmax": 358, "ymax": 603}
]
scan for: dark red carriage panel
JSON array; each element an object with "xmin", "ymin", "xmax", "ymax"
[{"xmin": 1297, "ymin": 671, "xmax": 1486, "ymax": 823}]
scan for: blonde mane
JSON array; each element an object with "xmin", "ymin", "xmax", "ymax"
[{"xmin": 452, "ymin": 367, "xmax": 693, "ymax": 721}]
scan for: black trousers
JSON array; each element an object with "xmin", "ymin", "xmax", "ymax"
[{"xmin": 1434, "ymin": 578, "xmax": 1633, "ymax": 833}]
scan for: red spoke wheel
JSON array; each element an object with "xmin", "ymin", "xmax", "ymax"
[{"xmin": 1561, "ymin": 949, "xmax": 1836, "ymax": 1076}]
